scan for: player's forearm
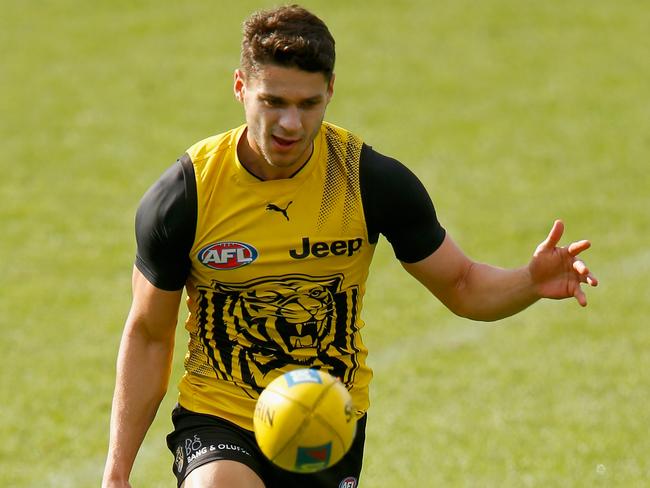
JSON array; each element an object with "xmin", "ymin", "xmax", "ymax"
[
  {"xmin": 103, "ymin": 324, "xmax": 175, "ymax": 484},
  {"xmin": 452, "ymin": 262, "xmax": 539, "ymax": 321}
]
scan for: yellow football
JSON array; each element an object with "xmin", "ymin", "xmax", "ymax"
[{"xmin": 253, "ymin": 368, "xmax": 357, "ymax": 473}]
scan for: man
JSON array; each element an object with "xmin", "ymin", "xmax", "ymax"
[{"xmin": 102, "ymin": 5, "xmax": 597, "ymax": 488}]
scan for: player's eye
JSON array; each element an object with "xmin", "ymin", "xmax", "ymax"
[
  {"xmin": 300, "ymin": 99, "xmax": 320, "ymax": 109},
  {"xmin": 262, "ymin": 98, "xmax": 285, "ymax": 108}
]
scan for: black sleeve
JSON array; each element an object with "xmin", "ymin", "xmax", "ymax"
[
  {"xmin": 134, "ymin": 153, "xmax": 197, "ymax": 291},
  {"xmin": 359, "ymin": 144, "xmax": 446, "ymax": 263}
]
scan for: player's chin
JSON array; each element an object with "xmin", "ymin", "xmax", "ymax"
[{"xmin": 267, "ymin": 151, "xmax": 303, "ymax": 169}]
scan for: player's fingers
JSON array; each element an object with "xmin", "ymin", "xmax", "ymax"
[
  {"xmin": 585, "ymin": 272, "xmax": 598, "ymax": 287},
  {"xmin": 572, "ymin": 259, "xmax": 589, "ymax": 276},
  {"xmin": 537, "ymin": 220, "xmax": 564, "ymax": 253},
  {"xmin": 574, "ymin": 285, "xmax": 588, "ymax": 307},
  {"xmin": 567, "ymin": 239, "xmax": 591, "ymax": 257},
  {"xmin": 572, "ymin": 258, "xmax": 598, "ymax": 287}
]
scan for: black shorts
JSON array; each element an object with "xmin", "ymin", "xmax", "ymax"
[{"xmin": 166, "ymin": 405, "xmax": 366, "ymax": 488}]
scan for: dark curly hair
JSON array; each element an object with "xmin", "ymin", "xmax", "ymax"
[{"xmin": 240, "ymin": 5, "xmax": 335, "ymax": 81}]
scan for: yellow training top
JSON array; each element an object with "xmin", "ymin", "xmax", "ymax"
[
  {"xmin": 178, "ymin": 122, "xmax": 374, "ymax": 430},
  {"xmin": 135, "ymin": 121, "xmax": 446, "ymax": 432}
]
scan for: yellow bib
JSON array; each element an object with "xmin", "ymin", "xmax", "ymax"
[{"xmin": 178, "ymin": 122, "xmax": 375, "ymax": 430}]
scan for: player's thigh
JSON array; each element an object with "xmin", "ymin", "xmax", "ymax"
[
  {"xmin": 181, "ymin": 459, "xmax": 265, "ymax": 488},
  {"xmin": 167, "ymin": 406, "xmax": 267, "ymax": 487}
]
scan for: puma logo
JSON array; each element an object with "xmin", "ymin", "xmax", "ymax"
[{"xmin": 266, "ymin": 201, "xmax": 292, "ymax": 221}]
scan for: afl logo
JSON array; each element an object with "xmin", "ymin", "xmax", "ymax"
[
  {"xmin": 198, "ymin": 241, "xmax": 258, "ymax": 270},
  {"xmin": 339, "ymin": 477, "xmax": 357, "ymax": 488}
]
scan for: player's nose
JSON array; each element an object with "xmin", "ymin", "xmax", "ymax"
[{"xmin": 278, "ymin": 106, "xmax": 302, "ymax": 133}]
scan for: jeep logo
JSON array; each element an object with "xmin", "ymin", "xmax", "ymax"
[{"xmin": 289, "ymin": 237, "xmax": 363, "ymax": 259}]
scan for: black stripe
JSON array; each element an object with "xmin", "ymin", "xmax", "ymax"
[
  {"xmin": 331, "ymin": 286, "xmax": 361, "ymax": 386},
  {"xmin": 210, "ymin": 291, "xmax": 233, "ymax": 380},
  {"xmin": 346, "ymin": 287, "xmax": 361, "ymax": 385},
  {"xmin": 238, "ymin": 347, "xmax": 259, "ymax": 397},
  {"xmin": 196, "ymin": 288, "xmax": 224, "ymax": 379}
]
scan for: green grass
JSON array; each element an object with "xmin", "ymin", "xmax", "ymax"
[{"xmin": 1, "ymin": 0, "xmax": 648, "ymax": 486}]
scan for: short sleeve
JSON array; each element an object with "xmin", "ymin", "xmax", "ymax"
[
  {"xmin": 134, "ymin": 154, "xmax": 197, "ymax": 290},
  {"xmin": 359, "ymin": 144, "xmax": 446, "ymax": 263}
]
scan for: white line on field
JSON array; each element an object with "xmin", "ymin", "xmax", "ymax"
[
  {"xmin": 368, "ymin": 318, "xmax": 490, "ymax": 373},
  {"xmin": 605, "ymin": 248, "xmax": 650, "ymax": 277}
]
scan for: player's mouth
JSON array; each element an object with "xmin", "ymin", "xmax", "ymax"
[{"xmin": 271, "ymin": 135, "xmax": 300, "ymax": 151}]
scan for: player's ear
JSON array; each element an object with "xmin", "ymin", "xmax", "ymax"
[
  {"xmin": 326, "ymin": 73, "xmax": 335, "ymax": 102},
  {"xmin": 234, "ymin": 69, "xmax": 246, "ymax": 103}
]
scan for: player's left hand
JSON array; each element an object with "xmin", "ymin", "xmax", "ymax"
[{"xmin": 528, "ymin": 220, "xmax": 598, "ymax": 306}]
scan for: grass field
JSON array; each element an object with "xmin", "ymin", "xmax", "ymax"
[{"xmin": 1, "ymin": 1, "xmax": 648, "ymax": 486}]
